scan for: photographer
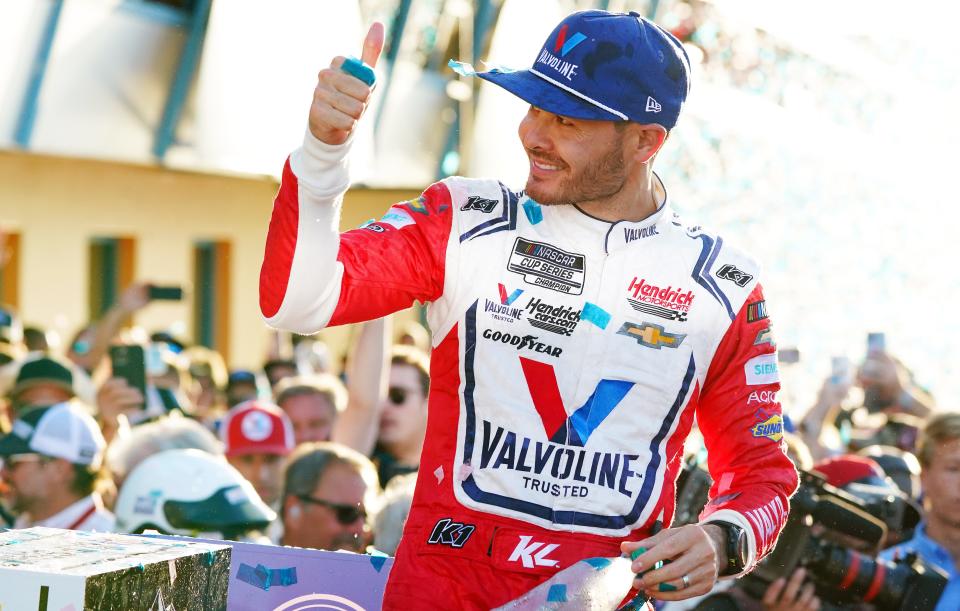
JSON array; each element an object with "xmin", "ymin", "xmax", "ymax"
[{"xmin": 880, "ymin": 412, "xmax": 960, "ymax": 610}]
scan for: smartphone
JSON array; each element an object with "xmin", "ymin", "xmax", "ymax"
[
  {"xmin": 109, "ymin": 344, "xmax": 147, "ymax": 400},
  {"xmin": 866, "ymin": 332, "xmax": 886, "ymax": 354},
  {"xmin": 148, "ymin": 285, "xmax": 183, "ymax": 301}
]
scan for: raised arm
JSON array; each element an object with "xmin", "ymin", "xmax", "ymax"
[{"xmin": 333, "ymin": 316, "xmax": 391, "ymax": 455}]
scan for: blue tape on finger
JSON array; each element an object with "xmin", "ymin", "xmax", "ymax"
[
  {"xmin": 582, "ymin": 302, "xmax": 611, "ymax": 330},
  {"xmin": 236, "ymin": 563, "xmax": 298, "ymax": 591},
  {"xmin": 341, "ymin": 56, "xmax": 376, "ymax": 86}
]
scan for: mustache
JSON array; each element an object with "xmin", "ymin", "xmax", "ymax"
[{"xmin": 525, "ymin": 149, "xmax": 567, "ymax": 168}]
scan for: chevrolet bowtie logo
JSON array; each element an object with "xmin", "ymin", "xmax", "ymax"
[{"xmin": 617, "ymin": 322, "xmax": 686, "ymax": 349}]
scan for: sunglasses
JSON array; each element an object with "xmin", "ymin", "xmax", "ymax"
[
  {"xmin": 296, "ymin": 495, "xmax": 366, "ymax": 525},
  {"xmin": 388, "ymin": 386, "xmax": 419, "ymax": 406},
  {"xmin": 0, "ymin": 453, "xmax": 46, "ymax": 471}
]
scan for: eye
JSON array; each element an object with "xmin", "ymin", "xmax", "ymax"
[{"xmin": 556, "ymin": 115, "xmax": 574, "ymax": 127}]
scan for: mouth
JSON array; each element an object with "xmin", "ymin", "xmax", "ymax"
[{"xmin": 527, "ymin": 153, "xmax": 566, "ymax": 177}]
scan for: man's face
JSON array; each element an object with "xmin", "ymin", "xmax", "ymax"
[
  {"xmin": 284, "ymin": 462, "xmax": 370, "ymax": 552},
  {"xmin": 227, "ymin": 452, "xmax": 285, "ymax": 506},
  {"xmin": 266, "ymin": 365, "xmax": 298, "ymax": 388},
  {"xmin": 920, "ymin": 438, "xmax": 960, "ymax": 528},
  {"xmin": 281, "ymin": 393, "xmax": 337, "ymax": 444},
  {"xmin": 518, "ymin": 106, "xmax": 628, "ymax": 207},
  {"xmin": 0, "ymin": 454, "xmax": 57, "ymax": 514},
  {"xmin": 378, "ymin": 364, "xmax": 427, "ymax": 450}
]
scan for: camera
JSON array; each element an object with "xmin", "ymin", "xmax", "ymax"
[{"xmin": 674, "ymin": 459, "xmax": 947, "ymax": 610}]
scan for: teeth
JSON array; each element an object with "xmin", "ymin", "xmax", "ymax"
[{"xmin": 533, "ymin": 160, "xmax": 560, "ymax": 170}]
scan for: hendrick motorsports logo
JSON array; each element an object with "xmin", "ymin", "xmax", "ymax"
[
  {"xmin": 508, "ymin": 238, "xmax": 585, "ymax": 295},
  {"xmin": 626, "ymin": 277, "xmax": 693, "ymax": 322}
]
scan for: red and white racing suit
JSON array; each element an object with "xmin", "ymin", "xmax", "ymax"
[{"xmin": 260, "ymin": 133, "xmax": 799, "ymax": 609}]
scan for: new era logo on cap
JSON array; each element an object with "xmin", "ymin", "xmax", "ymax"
[{"xmin": 646, "ymin": 96, "xmax": 662, "ymax": 113}]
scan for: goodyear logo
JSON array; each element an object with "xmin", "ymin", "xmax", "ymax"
[
  {"xmin": 616, "ymin": 322, "xmax": 685, "ymax": 350},
  {"xmin": 751, "ymin": 414, "xmax": 784, "ymax": 442}
]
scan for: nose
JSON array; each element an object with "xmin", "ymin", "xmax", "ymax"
[{"xmin": 519, "ymin": 107, "xmax": 552, "ymax": 152}]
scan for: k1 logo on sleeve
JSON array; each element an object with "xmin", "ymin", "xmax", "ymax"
[
  {"xmin": 715, "ymin": 264, "xmax": 754, "ymax": 287},
  {"xmin": 745, "ymin": 354, "xmax": 779, "ymax": 385},
  {"xmin": 508, "ymin": 238, "xmax": 586, "ymax": 295}
]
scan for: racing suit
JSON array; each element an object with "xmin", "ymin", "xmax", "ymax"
[{"xmin": 260, "ymin": 133, "xmax": 799, "ymax": 609}]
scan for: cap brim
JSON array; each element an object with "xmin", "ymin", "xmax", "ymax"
[
  {"xmin": 226, "ymin": 445, "xmax": 291, "ymax": 458},
  {"xmin": 0, "ymin": 432, "xmax": 33, "ymax": 456},
  {"xmin": 477, "ymin": 69, "xmax": 622, "ymax": 122}
]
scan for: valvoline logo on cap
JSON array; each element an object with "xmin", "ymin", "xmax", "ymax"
[{"xmin": 536, "ymin": 26, "xmax": 586, "ymax": 82}]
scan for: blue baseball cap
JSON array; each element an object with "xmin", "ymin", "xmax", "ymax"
[{"xmin": 460, "ymin": 10, "xmax": 690, "ymax": 129}]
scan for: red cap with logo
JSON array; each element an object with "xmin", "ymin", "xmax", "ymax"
[
  {"xmin": 812, "ymin": 455, "xmax": 887, "ymax": 488},
  {"xmin": 220, "ymin": 400, "xmax": 295, "ymax": 457}
]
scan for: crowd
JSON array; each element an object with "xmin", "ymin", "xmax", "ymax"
[
  {"xmin": 0, "ymin": 279, "xmax": 956, "ymax": 610},
  {"xmin": 0, "ymin": 283, "xmax": 428, "ymax": 558}
]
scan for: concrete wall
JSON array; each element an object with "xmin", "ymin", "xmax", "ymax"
[{"xmin": 0, "ymin": 150, "xmax": 421, "ymax": 367}]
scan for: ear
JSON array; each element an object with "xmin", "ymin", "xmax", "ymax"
[
  {"xmin": 627, "ymin": 124, "xmax": 668, "ymax": 165},
  {"xmin": 283, "ymin": 496, "xmax": 302, "ymax": 523}
]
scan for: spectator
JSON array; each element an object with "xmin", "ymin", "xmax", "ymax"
[
  {"xmin": 881, "ymin": 412, "xmax": 960, "ymax": 610},
  {"xmin": 66, "ymin": 283, "xmax": 150, "ymax": 375},
  {"xmin": 0, "ymin": 304, "xmax": 25, "ymax": 357},
  {"xmin": 857, "ymin": 444, "xmax": 922, "ymax": 500},
  {"xmin": 278, "ymin": 442, "xmax": 379, "ymax": 552},
  {"xmin": 6, "ymin": 354, "xmax": 80, "ymax": 414},
  {"xmin": 0, "ymin": 402, "xmax": 113, "ymax": 531},
  {"xmin": 397, "ymin": 319, "xmax": 430, "ymax": 354},
  {"xmin": 106, "ymin": 413, "xmax": 223, "ymax": 487},
  {"xmin": 275, "ymin": 374, "xmax": 346, "ymax": 444},
  {"xmin": 264, "ymin": 358, "xmax": 298, "ymax": 390},
  {"xmin": 372, "ymin": 346, "xmax": 428, "ymax": 487},
  {"xmin": 22, "ymin": 325, "xmax": 55, "ymax": 353},
  {"xmin": 183, "ymin": 345, "xmax": 229, "ymax": 422},
  {"xmin": 220, "ymin": 400, "xmax": 295, "ymax": 507},
  {"xmin": 114, "ymin": 448, "xmax": 274, "ymax": 541},
  {"xmin": 226, "ymin": 369, "xmax": 261, "ymax": 407},
  {"xmin": 373, "ymin": 472, "xmax": 416, "ymax": 556}
]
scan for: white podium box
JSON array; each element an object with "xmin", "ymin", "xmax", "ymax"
[{"xmin": 0, "ymin": 527, "xmax": 230, "ymax": 610}]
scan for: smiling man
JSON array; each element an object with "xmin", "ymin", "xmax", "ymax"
[{"xmin": 259, "ymin": 9, "xmax": 797, "ymax": 609}]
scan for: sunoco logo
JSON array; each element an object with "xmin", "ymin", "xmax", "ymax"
[{"xmin": 524, "ymin": 297, "xmax": 580, "ymax": 336}]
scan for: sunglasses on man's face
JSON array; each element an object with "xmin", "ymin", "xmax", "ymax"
[{"xmin": 296, "ymin": 495, "xmax": 366, "ymax": 525}]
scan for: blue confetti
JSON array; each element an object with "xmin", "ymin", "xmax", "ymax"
[
  {"xmin": 582, "ymin": 302, "xmax": 611, "ymax": 329},
  {"xmin": 547, "ymin": 584, "xmax": 568, "ymax": 602},
  {"xmin": 523, "ymin": 200, "xmax": 543, "ymax": 225},
  {"xmin": 583, "ymin": 557, "xmax": 612, "ymax": 570},
  {"xmin": 370, "ymin": 555, "xmax": 388, "ymax": 573}
]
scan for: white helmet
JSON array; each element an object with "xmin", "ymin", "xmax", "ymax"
[{"xmin": 115, "ymin": 448, "xmax": 276, "ymax": 539}]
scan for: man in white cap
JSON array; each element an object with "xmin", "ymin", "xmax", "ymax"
[{"xmin": 0, "ymin": 401, "xmax": 113, "ymax": 531}]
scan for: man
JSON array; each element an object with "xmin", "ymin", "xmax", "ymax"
[
  {"xmin": 275, "ymin": 374, "xmax": 345, "ymax": 444},
  {"xmin": 278, "ymin": 442, "xmax": 379, "ymax": 552},
  {"xmin": 0, "ymin": 401, "xmax": 114, "ymax": 531},
  {"xmin": 259, "ymin": 10, "xmax": 797, "ymax": 608},
  {"xmin": 221, "ymin": 400, "xmax": 295, "ymax": 506},
  {"xmin": 263, "ymin": 358, "xmax": 299, "ymax": 390},
  {"xmin": 881, "ymin": 412, "xmax": 960, "ymax": 611},
  {"xmin": 6, "ymin": 354, "xmax": 78, "ymax": 413},
  {"xmin": 226, "ymin": 369, "xmax": 261, "ymax": 407},
  {"xmin": 372, "ymin": 346, "xmax": 429, "ymax": 487}
]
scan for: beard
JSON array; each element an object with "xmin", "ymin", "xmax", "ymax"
[{"xmin": 524, "ymin": 135, "xmax": 627, "ymax": 207}]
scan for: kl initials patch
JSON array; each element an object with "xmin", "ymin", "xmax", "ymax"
[{"xmin": 616, "ymin": 322, "xmax": 685, "ymax": 350}]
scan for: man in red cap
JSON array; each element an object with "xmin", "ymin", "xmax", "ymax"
[{"xmin": 220, "ymin": 400, "xmax": 295, "ymax": 507}]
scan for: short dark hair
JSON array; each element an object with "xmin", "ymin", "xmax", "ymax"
[
  {"xmin": 70, "ymin": 462, "xmax": 107, "ymax": 497},
  {"xmin": 391, "ymin": 346, "xmax": 430, "ymax": 397},
  {"xmin": 275, "ymin": 374, "xmax": 347, "ymax": 413},
  {"xmin": 281, "ymin": 442, "xmax": 379, "ymax": 519}
]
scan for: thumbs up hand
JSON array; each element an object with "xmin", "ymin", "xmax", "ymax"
[{"xmin": 308, "ymin": 22, "xmax": 384, "ymax": 145}]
